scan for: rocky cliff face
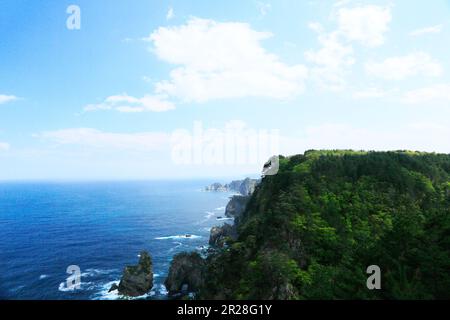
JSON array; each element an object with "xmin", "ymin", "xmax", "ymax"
[
  {"xmin": 238, "ymin": 178, "xmax": 258, "ymax": 196},
  {"xmin": 225, "ymin": 195, "xmax": 249, "ymax": 219},
  {"xmin": 110, "ymin": 251, "xmax": 153, "ymax": 297},
  {"xmin": 165, "ymin": 178, "xmax": 256, "ymax": 299},
  {"xmin": 164, "ymin": 252, "xmax": 206, "ymax": 297},
  {"xmin": 209, "ymin": 223, "xmax": 237, "ymax": 248},
  {"xmin": 205, "ymin": 178, "xmax": 259, "ymax": 196},
  {"xmin": 204, "ymin": 182, "xmax": 228, "ymax": 192}
]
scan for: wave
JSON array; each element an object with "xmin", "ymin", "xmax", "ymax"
[
  {"xmin": 155, "ymin": 234, "xmax": 201, "ymax": 240},
  {"xmin": 204, "ymin": 211, "xmax": 215, "ymax": 219},
  {"xmin": 168, "ymin": 241, "xmax": 184, "ymax": 253},
  {"xmin": 58, "ymin": 281, "xmax": 94, "ymax": 292},
  {"xmin": 215, "ymin": 206, "xmax": 226, "ymax": 211},
  {"xmin": 92, "ymin": 280, "xmax": 155, "ymax": 300},
  {"xmin": 81, "ymin": 268, "xmax": 117, "ymax": 278},
  {"xmin": 39, "ymin": 274, "xmax": 49, "ymax": 280},
  {"xmin": 149, "ymin": 283, "xmax": 168, "ymax": 297},
  {"xmin": 92, "ymin": 280, "xmax": 120, "ymax": 300},
  {"xmin": 216, "ymin": 217, "xmax": 233, "ymax": 221}
]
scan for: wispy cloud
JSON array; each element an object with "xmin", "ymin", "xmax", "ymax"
[
  {"xmin": 84, "ymin": 94, "xmax": 175, "ymax": 113},
  {"xmin": 0, "ymin": 141, "xmax": 10, "ymax": 151},
  {"xmin": 365, "ymin": 52, "xmax": 442, "ymax": 80},
  {"xmin": 281, "ymin": 122, "xmax": 450, "ymax": 155},
  {"xmin": 35, "ymin": 128, "xmax": 169, "ymax": 152},
  {"xmin": 306, "ymin": 5, "xmax": 392, "ymax": 91},
  {"xmin": 402, "ymin": 83, "xmax": 450, "ymax": 104},
  {"xmin": 256, "ymin": 2, "xmax": 271, "ymax": 17},
  {"xmin": 0, "ymin": 94, "xmax": 19, "ymax": 105},
  {"xmin": 352, "ymin": 87, "xmax": 387, "ymax": 99},
  {"xmin": 166, "ymin": 7, "xmax": 174, "ymax": 20},
  {"xmin": 409, "ymin": 24, "xmax": 442, "ymax": 37}
]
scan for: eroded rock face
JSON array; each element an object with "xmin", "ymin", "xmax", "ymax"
[
  {"xmin": 238, "ymin": 178, "xmax": 258, "ymax": 196},
  {"xmin": 225, "ymin": 195, "xmax": 249, "ymax": 219},
  {"xmin": 113, "ymin": 251, "xmax": 153, "ymax": 297},
  {"xmin": 205, "ymin": 182, "xmax": 227, "ymax": 192},
  {"xmin": 209, "ymin": 223, "xmax": 236, "ymax": 248},
  {"xmin": 164, "ymin": 252, "xmax": 206, "ymax": 297},
  {"xmin": 205, "ymin": 178, "xmax": 259, "ymax": 195}
]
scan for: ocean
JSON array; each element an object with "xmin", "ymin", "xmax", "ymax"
[{"xmin": 0, "ymin": 180, "xmax": 234, "ymax": 300}]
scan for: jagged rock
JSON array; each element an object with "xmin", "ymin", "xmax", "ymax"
[
  {"xmin": 165, "ymin": 252, "xmax": 206, "ymax": 296},
  {"xmin": 209, "ymin": 223, "xmax": 236, "ymax": 247},
  {"xmin": 205, "ymin": 178, "xmax": 260, "ymax": 195},
  {"xmin": 112, "ymin": 251, "xmax": 153, "ymax": 297},
  {"xmin": 108, "ymin": 283, "xmax": 119, "ymax": 293},
  {"xmin": 226, "ymin": 180, "xmax": 244, "ymax": 192},
  {"xmin": 239, "ymin": 178, "xmax": 258, "ymax": 196},
  {"xmin": 225, "ymin": 195, "xmax": 249, "ymax": 219},
  {"xmin": 205, "ymin": 182, "xmax": 227, "ymax": 192}
]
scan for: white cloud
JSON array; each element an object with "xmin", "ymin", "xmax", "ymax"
[
  {"xmin": 409, "ymin": 24, "xmax": 442, "ymax": 37},
  {"xmin": 257, "ymin": 2, "xmax": 271, "ymax": 17},
  {"xmin": 352, "ymin": 87, "xmax": 386, "ymax": 99},
  {"xmin": 306, "ymin": 5, "xmax": 391, "ymax": 91},
  {"xmin": 305, "ymin": 27, "xmax": 354, "ymax": 91},
  {"xmin": 336, "ymin": 5, "xmax": 392, "ymax": 47},
  {"xmin": 0, "ymin": 142, "xmax": 10, "ymax": 151},
  {"xmin": 365, "ymin": 52, "xmax": 442, "ymax": 80},
  {"xmin": 84, "ymin": 93, "xmax": 175, "ymax": 112},
  {"xmin": 402, "ymin": 83, "xmax": 450, "ymax": 104},
  {"xmin": 333, "ymin": 0, "xmax": 352, "ymax": 8},
  {"xmin": 280, "ymin": 122, "xmax": 450, "ymax": 155},
  {"xmin": 35, "ymin": 128, "xmax": 169, "ymax": 151},
  {"xmin": 0, "ymin": 94, "xmax": 19, "ymax": 105},
  {"xmin": 166, "ymin": 7, "xmax": 174, "ymax": 20},
  {"xmin": 147, "ymin": 18, "xmax": 308, "ymax": 102}
]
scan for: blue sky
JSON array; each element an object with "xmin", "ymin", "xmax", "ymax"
[{"xmin": 1, "ymin": 0, "xmax": 449, "ymax": 180}]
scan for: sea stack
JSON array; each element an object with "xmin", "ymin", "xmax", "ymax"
[
  {"xmin": 164, "ymin": 252, "xmax": 206, "ymax": 297},
  {"xmin": 111, "ymin": 251, "xmax": 153, "ymax": 297}
]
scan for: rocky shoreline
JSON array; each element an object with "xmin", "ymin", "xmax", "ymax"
[
  {"xmin": 204, "ymin": 178, "xmax": 259, "ymax": 196},
  {"xmin": 163, "ymin": 178, "xmax": 258, "ymax": 298},
  {"xmin": 111, "ymin": 177, "xmax": 258, "ymax": 299},
  {"xmin": 109, "ymin": 251, "xmax": 153, "ymax": 297}
]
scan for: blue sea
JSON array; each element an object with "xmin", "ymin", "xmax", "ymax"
[{"xmin": 0, "ymin": 180, "xmax": 235, "ymax": 300}]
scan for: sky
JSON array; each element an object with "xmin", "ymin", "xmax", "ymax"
[{"xmin": 0, "ymin": 0, "xmax": 449, "ymax": 180}]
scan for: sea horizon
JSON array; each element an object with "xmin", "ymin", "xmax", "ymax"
[{"xmin": 0, "ymin": 179, "xmax": 236, "ymax": 300}]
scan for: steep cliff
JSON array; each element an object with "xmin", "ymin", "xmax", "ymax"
[{"xmin": 199, "ymin": 151, "xmax": 450, "ymax": 299}]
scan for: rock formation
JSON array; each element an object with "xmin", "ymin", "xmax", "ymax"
[
  {"xmin": 225, "ymin": 195, "xmax": 249, "ymax": 219},
  {"xmin": 205, "ymin": 178, "xmax": 259, "ymax": 196},
  {"xmin": 209, "ymin": 223, "xmax": 237, "ymax": 248},
  {"xmin": 111, "ymin": 251, "xmax": 153, "ymax": 297},
  {"xmin": 164, "ymin": 252, "xmax": 206, "ymax": 297}
]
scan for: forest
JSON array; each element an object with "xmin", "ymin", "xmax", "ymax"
[{"xmin": 198, "ymin": 150, "xmax": 450, "ymax": 299}]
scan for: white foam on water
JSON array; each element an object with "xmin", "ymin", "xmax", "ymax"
[
  {"xmin": 204, "ymin": 211, "xmax": 215, "ymax": 219},
  {"xmin": 58, "ymin": 281, "xmax": 94, "ymax": 292},
  {"xmin": 155, "ymin": 234, "xmax": 201, "ymax": 240},
  {"xmin": 39, "ymin": 274, "xmax": 49, "ymax": 280},
  {"xmin": 93, "ymin": 280, "xmax": 152, "ymax": 300},
  {"xmin": 169, "ymin": 241, "xmax": 184, "ymax": 252},
  {"xmin": 92, "ymin": 280, "xmax": 120, "ymax": 300},
  {"xmin": 81, "ymin": 268, "xmax": 118, "ymax": 278}
]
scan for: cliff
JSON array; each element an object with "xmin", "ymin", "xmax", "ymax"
[
  {"xmin": 164, "ymin": 252, "xmax": 206, "ymax": 297},
  {"xmin": 197, "ymin": 150, "xmax": 450, "ymax": 299},
  {"xmin": 224, "ymin": 195, "xmax": 249, "ymax": 220},
  {"xmin": 205, "ymin": 178, "xmax": 259, "ymax": 196}
]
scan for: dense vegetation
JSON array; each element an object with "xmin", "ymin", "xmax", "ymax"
[{"xmin": 199, "ymin": 150, "xmax": 450, "ymax": 299}]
